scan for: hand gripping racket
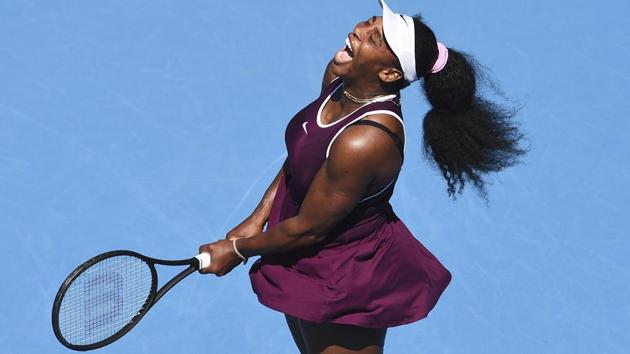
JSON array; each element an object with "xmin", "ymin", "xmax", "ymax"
[{"xmin": 51, "ymin": 250, "xmax": 211, "ymax": 351}]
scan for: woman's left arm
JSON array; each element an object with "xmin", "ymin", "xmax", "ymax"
[{"xmin": 199, "ymin": 122, "xmax": 397, "ymax": 275}]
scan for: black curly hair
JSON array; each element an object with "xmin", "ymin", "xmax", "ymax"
[{"xmin": 393, "ymin": 15, "xmax": 529, "ymax": 202}]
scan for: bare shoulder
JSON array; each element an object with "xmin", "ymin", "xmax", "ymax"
[
  {"xmin": 328, "ymin": 113, "xmax": 404, "ymax": 175},
  {"xmin": 359, "ymin": 112, "xmax": 405, "ymax": 145}
]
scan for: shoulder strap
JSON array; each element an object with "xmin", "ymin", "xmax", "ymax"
[
  {"xmin": 320, "ymin": 77, "xmax": 343, "ymax": 98},
  {"xmin": 348, "ymin": 120, "xmax": 404, "ymax": 162}
]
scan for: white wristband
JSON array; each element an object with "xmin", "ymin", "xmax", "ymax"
[{"xmin": 232, "ymin": 238, "xmax": 248, "ymax": 265}]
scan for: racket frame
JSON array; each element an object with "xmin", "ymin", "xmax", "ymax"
[{"xmin": 52, "ymin": 250, "xmax": 200, "ymax": 351}]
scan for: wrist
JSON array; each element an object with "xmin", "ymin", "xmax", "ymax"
[{"xmin": 232, "ymin": 239, "xmax": 248, "ymax": 265}]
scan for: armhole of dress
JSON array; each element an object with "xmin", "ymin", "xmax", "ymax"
[{"xmin": 324, "ymin": 110, "xmax": 406, "ymax": 203}]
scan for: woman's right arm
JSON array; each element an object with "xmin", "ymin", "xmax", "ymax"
[{"xmin": 225, "ymin": 159, "xmax": 286, "ymax": 240}]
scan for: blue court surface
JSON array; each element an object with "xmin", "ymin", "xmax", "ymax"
[{"xmin": 1, "ymin": 1, "xmax": 629, "ymax": 353}]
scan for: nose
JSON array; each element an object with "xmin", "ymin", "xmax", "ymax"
[{"xmin": 353, "ymin": 21, "xmax": 371, "ymax": 40}]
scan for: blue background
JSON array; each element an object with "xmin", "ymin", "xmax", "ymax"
[{"xmin": 1, "ymin": 0, "xmax": 628, "ymax": 353}]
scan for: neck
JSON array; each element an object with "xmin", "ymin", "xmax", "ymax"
[
  {"xmin": 341, "ymin": 77, "xmax": 393, "ymax": 100},
  {"xmin": 337, "ymin": 79, "xmax": 397, "ymax": 111}
]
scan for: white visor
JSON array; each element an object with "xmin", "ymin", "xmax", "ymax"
[{"xmin": 379, "ymin": 0, "xmax": 417, "ymax": 83}]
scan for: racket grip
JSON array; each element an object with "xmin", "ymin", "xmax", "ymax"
[{"xmin": 195, "ymin": 253, "xmax": 211, "ymax": 270}]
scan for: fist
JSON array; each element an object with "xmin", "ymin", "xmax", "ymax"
[{"xmin": 198, "ymin": 239, "xmax": 242, "ymax": 276}]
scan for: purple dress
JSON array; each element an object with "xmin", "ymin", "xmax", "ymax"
[{"xmin": 248, "ymin": 77, "xmax": 452, "ymax": 328}]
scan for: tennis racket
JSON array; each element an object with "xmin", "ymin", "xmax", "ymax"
[{"xmin": 51, "ymin": 250, "xmax": 211, "ymax": 351}]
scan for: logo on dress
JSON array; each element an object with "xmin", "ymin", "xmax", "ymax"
[{"xmin": 302, "ymin": 121, "xmax": 309, "ymax": 135}]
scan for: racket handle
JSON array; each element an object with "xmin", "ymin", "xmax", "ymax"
[{"xmin": 195, "ymin": 253, "xmax": 211, "ymax": 270}]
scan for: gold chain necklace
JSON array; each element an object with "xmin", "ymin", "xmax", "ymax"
[
  {"xmin": 343, "ymin": 89, "xmax": 390, "ymax": 104},
  {"xmin": 342, "ymin": 88, "xmax": 399, "ymax": 106}
]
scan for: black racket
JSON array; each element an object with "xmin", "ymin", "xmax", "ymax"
[{"xmin": 51, "ymin": 250, "xmax": 211, "ymax": 351}]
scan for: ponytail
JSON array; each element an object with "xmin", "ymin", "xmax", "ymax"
[{"xmin": 421, "ymin": 49, "xmax": 529, "ymax": 201}]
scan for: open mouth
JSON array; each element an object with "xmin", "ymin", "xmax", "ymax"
[
  {"xmin": 345, "ymin": 37, "xmax": 354, "ymax": 57},
  {"xmin": 334, "ymin": 35, "xmax": 354, "ymax": 65}
]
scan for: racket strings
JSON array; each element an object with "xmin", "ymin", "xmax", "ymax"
[{"xmin": 58, "ymin": 255, "xmax": 153, "ymax": 346}]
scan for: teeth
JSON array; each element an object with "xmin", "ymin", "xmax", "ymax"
[{"xmin": 345, "ymin": 38, "xmax": 352, "ymax": 52}]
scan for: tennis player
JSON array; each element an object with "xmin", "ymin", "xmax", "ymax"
[{"xmin": 199, "ymin": 1, "xmax": 527, "ymax": 353}]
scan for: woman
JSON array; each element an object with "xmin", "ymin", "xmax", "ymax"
[{"xmin": 199, "ymin": 1, "xmax": 527, "ymax": 353}]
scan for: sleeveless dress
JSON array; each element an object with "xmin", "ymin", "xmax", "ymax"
[{"xmin": 248, "ymin": 77, "xmax": 452, "ymax": 328}]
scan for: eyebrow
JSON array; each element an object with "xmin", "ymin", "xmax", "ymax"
[{"xmin": 371, "ymin": 17, "xmax": 383, "ymax": 45}]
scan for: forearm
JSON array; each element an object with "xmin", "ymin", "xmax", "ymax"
[
  {"xmin": 236, "ymin": 216, "xmax": 324, "ymax": 258},
  {"xmin": 247, "ymin": 160, "xmax": 285, "ymax": 227}
]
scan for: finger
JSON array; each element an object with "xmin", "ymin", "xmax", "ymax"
[
  {"xmin": 199, "ymin": 243, "xmax": 213, "ymax": 254},
  {"xmin": 200, "ymin": 262, "xmax": 215, "ymax": 275}
]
